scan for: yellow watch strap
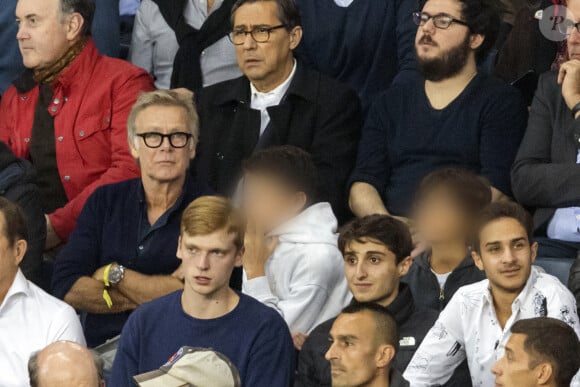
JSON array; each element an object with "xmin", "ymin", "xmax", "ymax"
[{"xmin": 102, "ymin": 264, "xmax": 114, "ymax": 309}]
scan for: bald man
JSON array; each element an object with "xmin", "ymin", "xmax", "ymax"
[{"xmin": 28, "ymin": 341, "xmax": 104, "ymax": 387}]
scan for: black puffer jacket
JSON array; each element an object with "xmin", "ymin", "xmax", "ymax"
[
  {"xmin": 295, "ymin": 284, "xmax": 438, "ymax": 387},
  {"xmin": 0, "ymin": 142, "xmax": 45, "ymax": 285},
  {"xmin": 402, "ymin": 253, "xmax": 486, "ymax": 312}
]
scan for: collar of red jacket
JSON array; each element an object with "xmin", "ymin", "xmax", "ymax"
[{"xmin": 13, "ymin": 38, "xmax": 99, "ymax": 95}]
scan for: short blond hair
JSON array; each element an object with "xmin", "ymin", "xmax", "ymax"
[
  {"xmin": 127, "ymin": 90, "xmax": 199, "ymax": 145},
  {"xmin": 181, "ymin": 196, "xmax": 245, "ymax": 251}
]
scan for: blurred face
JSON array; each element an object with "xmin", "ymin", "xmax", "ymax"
[
  {"xmin": 492, "ymin": 334, "xmax": 544, "ymax": 387},
  {"xmin": 415, "ymin": 187, "xmax": 470, "ymax": 245},
  {"xmin": 241, "ymin": 171, "xmax": 306, "ymax": 233},
  {"xmin": 343, "ymin": 239, "xmax": 411, "ymax": 307},
  {"xmin": 567, "ymin": 0, "xmax": 580, "ymax": 59},
  {"xmin": 232, "ymin": 1, "xmax": 302, "ymax": 91},
  {"xmin": 16, "ymin": 0, "xmax": 81, "ymax": 69},
  {"xmin": 325, "ymin": 312, "xmax": 393, "ymax": 387},
  {"xmin": 472, "ymin": 218, "xmax": 537, "ymax": 296},
  {"xmin": 177, "ymin": 229, "xmax": 242, "ymax": 298},
  {"xmin": 0, "ymin": 213, "xmax": 26, "ymax": 296},
  {"xmin": 415, "ymin": 0, "xmax": 477, "ymax": 81},
  {"xmin": 131, "ymin": 105, "xmax": 195, "ymax": 185}
]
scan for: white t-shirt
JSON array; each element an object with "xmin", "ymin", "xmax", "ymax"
[
  {"xmin": 432, "ymin": 270, "xmax": 452, "ymax": 289},
  {"xmin": 334, "ymin": 0, "xmax": 355, "ymax": 7},
  {"xmin": 0, "ymin": 270, "xmax": 85, "ymax": 387}
]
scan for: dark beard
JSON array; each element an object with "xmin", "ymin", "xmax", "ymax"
[{"xmin": 416, "ymin": 34, "xmax": 471, "ymax": 82}]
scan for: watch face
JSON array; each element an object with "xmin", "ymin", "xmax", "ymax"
[{"xmin": 109, "ymin": 267, "xmax": 123, "ymax": 285}]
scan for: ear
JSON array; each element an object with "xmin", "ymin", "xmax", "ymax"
[
  {"xmin": 375, "ymin": 344, "xmax": 396, "ymax": 369},
  {"xmin": 189, "ymin": 140, "xmax": 197, "ymax": 160},
  {"xmin": 536, "ymin": 363, "xmax": 554, "ymax": 385},
  {"xmin": 289, "ymin": 26, "xmax": 303, "ymax": 50},
  {"xmin": 130, "ymin": 137, "xmax": 140, "ymax": 159},
  {"xmin": 176, "ymin": 236, "xmax": 184, "ymax": 260},
  {"xmin": 234, "ymin": 247, "xmax": 245, "ymax": 268},
  {"xmin": 13, "ymin": 239, "xmax": 27, "ymax": 267},
  {"xmin": 398, "ymin": 256, "xmax": 413, "ymax": 277},
  {"xmin": 469, "ymin": 33, "xmax": 485, "ymax": 51},
  {"xmin": 65, "ymin": 13, "xmax": 84, "ymax": 42},
  {"xmin": 530, "ymin": 241, "xmax": 538, "ymax": 264},
  {"xmin": 471, "ymin": 250, "xmax": 485, "ymax": 271},
  {"xmin": 294, "ymin": 191, "xmax": 308, "ymax": 212}
]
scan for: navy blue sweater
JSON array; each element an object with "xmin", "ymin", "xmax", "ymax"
[
  {"xmin": 51, "ymin": 177, "xmax": 211, "ymax": 347},
  {"xmin": 349, "ymin": 72, "xmax": 528, "ymax": 216},
  {"xmin": 295, "ymin": 0, "xmax": 417, "ymax": 111},
  {"xmin": 110, "ymin": 291, "xmax": 295, "ymax": 387}
]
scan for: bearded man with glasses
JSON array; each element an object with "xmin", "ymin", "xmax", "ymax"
[{"xmin": 52, "ymin": 90, "xmax": 212, "ymax": 349}]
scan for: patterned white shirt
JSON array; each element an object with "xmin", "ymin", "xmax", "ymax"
[{"xmin": 404, "ymin": 266, "xmax": 580, "ymax": 387}]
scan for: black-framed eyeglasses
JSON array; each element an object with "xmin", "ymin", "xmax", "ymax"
[
  {"xmin": 135, "ymin": 132, "xmax": 192, "ymax": 149},
  {"xmin": 228, "ymin": 24, "xmax": 287, "ymax": 45},
  {"xmin": 413, "ymin": 11, "xmax": 470, "ymax": 30},
  {"xmin": 558, "ymin": 19, "xmax": 580, "ymax": 36}
]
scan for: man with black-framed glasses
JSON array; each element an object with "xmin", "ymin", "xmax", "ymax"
[
  {"xmin": 194, "ymin": 0, "xmax": 362, "ymax": 235},
  {"xmin": 51, "ymin": 90, "xmax": 212, "ymax": 349},
  {"xmin": 349, "ymin": 0, "xmax": 527, "ymax": 237}
]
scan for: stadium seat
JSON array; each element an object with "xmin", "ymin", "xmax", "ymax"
[{"xmin": 534, "ymin": 258, "xmax": 574, "ymax": 285}]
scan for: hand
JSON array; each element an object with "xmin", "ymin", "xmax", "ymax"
[
  {"xmin": 45, "ymin": 215, "xmax": 62, "ymax": 251},
  {"xmin": 391, "ymin": 216, "xmax": 428, "ymax": 258},
  {"xmin": 243, "ymin": 219, "xmax": 278, "ymax": 280},
  {"xmin": 172, "ymin": 264, "xmax": 185, "ymax": 282},
  {"xmin": 292, "ymin": 332, "xmax": 308, "ymax": 351},
  {"xmin": 558, "ymin": 60, "xmax": 580, "ymax": 110}
]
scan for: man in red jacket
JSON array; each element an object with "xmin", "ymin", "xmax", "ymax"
[{"xmin": 0, "ymin": 0, "xmax": 154, "ymax": 250}]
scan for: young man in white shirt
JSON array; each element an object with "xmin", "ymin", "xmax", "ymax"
[
  {"xmin": 0, "ymin": 198, "xmax": 85, "ymax": 387},
  {"xmin": 240, "ymin": 146, "xmax": 350, "ymax": 349},
  {"xmin": 404, "ymin": 201, "xmax": 580, "ymax": 386}
]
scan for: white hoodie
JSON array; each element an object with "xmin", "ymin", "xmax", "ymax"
[{"xmin": 242, "ymin": 203, "xmax": 351, "ymax": 334}]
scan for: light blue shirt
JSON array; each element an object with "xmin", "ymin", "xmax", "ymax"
[
  {"xmin": 120, "ymin": 0, "xmax": 141, "ymax": 16},
  {"xmin": 547, "ymin": 150, "xmax": 580, "ymax": 242}
]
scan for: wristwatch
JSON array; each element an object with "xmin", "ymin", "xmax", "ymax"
[{"xmin": 107, "ymin": 263, "xmax": 125, "ymax": 287}]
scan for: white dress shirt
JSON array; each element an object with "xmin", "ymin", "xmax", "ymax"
[
  {"xmin": 250, "ymin": 60, "xmax": 297, "ymax": 135},
  {"xmin": 404, "ymin": 266, "xmax": 580, "ymax": 387},
  {"xmin": 129, "ymin": 0, "xmax": 241, "ymax": 89},
  {"xmin": 0, "ymin": 270, "xmax": 85, "ymax": 387}
]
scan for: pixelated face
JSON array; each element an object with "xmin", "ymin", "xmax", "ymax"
[
  {"xmin": 131, "ymin": 105, "xmax": 195, "ymax": 185},
  {"xmin": 343, "ymin": 239, "xmax": 410, "ymax": 306},
  {"xmin": 232, "ymin": 1, "xmax": 301, "ymax": 89},
  {"xmin": 16, "ymin": 0, "xmax": 78, "ymax": 69},
  {"xmin": 325, "ymin": 312, "xmax": 385, "ymax": 387},
  {"xmin": 240, "ymin": 171, "xmax": 305, "ymax": 233},
  {"xmin": 414, "ymin": 186, "xmax": 471, "ymax": 245},
  {"xmin": 472, "ymin": 218, "xmax": 536, "ymax": 295},
  {"xmin": 492, "ymin": 334, "xmax": 542, "ymax": 387},
  {"xmin": 177, "ymin": 230, "xmax": 242, "ymax": 298}
]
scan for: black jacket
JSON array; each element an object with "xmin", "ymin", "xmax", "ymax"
[
  {"xmin": 402, "ymin": 253, "xmax": 486, "ymax": 311},
  {"xmin": 0, "ymin": 142, "xmax": 45, "ymax": 285},
  {"xmin": 511, "ymin": 71, "xmax": 580, "ymax": 234},
  {"xmin": 193, "ymin": 61, "xmax": 363, "ymax": 222},
  {"xmin": 295, "ymin": 284, "xmax": 438, "ymax": 387}
]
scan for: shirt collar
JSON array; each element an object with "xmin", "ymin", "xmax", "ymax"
[
  {"xmin": 482, "ymin": 266, "xmax": 539, "ymax": 308},
  {"xmin": 0, "ymin": 270, "xmax": 30, "ymax": 313},
  {"xmin": 250, "ymin": 60, "xmax": 297, "ymax": 102}
]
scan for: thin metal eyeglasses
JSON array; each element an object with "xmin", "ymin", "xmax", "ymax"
[
  {"xmin": 558, "ymin": 19, "xmax": 580, "ymax": 36},
  {"xmin": 413, "ymin": 11, "xmax": 470, "ymax": 30},
  {"xmin": 135, "ymin": 132, "xmax": 192, "ymax": 149},
  {"xmin": 228, "ymin": 24, "xmax": 287, "ymax": 45}
]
